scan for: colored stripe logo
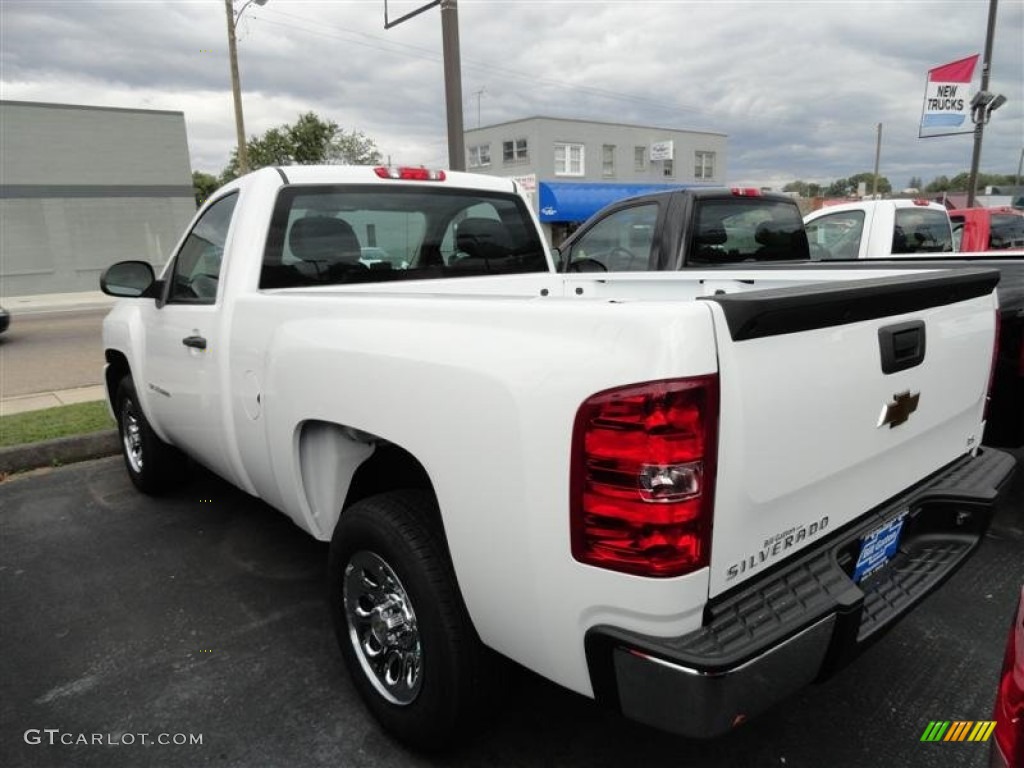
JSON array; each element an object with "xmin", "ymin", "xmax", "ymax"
[
  {"xmin": 920, "ymin": 721, "xmax": 996, "ymax": 742},
  {"xmin": 928, "ymin": 54, "xmax": 980, "ymax": 83}
]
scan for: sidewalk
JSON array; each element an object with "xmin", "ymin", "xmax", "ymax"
[
  {"xmin": 2, "ymin": 290, "xmax": 117, "ymax": 315},
  {"xmin": 1, "ymin": 385, "xmax": 109, "ymax": 417}
]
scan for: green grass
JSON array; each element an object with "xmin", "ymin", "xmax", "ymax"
[{"xmin": 0, "ymin": 401, "xmax": 115, "ymax": 447}]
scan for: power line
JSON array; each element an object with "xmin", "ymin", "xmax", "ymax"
[{"xmin": 250, "ymin": 8, "xmax": 724, "ymax": 124}]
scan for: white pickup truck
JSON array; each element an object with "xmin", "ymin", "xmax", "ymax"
[{"xmin": 100, "ymin": 166, "xmax": 1015, "ymax": 750}]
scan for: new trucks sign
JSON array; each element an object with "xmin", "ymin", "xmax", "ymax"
[{"xmin": 919, "ymin": 54, "xmax": 979, "ymax": 138}]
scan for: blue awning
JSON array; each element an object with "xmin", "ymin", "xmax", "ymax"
[{"xmin": 537, "ymin": 181, "xmax": 691, "ymax": 223}]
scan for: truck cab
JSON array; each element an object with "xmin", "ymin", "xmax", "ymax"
[{"xmin": 804, "ymin": 199, "xmax": 955, "ymax": 259}]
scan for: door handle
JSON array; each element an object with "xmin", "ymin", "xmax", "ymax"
[
  {"xmin": 182, "ymin": 335, "xmax": 207, "ymax": 350},
  {"xmin": 878, "ymin": 320, "xmax": 925, "ymax": 374}
]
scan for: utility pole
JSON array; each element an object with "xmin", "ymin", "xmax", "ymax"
[
  {"xmin": 967, "ymin": 0, "xmax": 999, "ymax": 207},
  {"xmin": 440, "ymin": 0, "xmax": 465, "ymax": 170},
  {"xmin": 225, "ymin": 0, "xmax": 268, "ymax": 176},
  {"xmin": 872, "ymin": 122, "xmax": 883, "ymax": 198},
  {"xmin": 225, "ymin": 0, "xmax": 249, "ymax": 175},
  {"xmin": 384, "ymin": 0, "xmax": 465, "ymax": 170}
]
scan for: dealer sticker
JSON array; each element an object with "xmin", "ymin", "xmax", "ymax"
[{"xmin": 853, "ymin": 511, "xmax": 908, "ymax": 583}]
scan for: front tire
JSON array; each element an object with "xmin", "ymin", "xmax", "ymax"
[
  {"xmin": 328, "ymin": 491, "xmax": 493, "ymax": 751},
  {"xmin": 115, "ymin": 374, "xmax": 184, "ymax": 494}
]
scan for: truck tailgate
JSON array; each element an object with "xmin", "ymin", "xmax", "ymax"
[{"xmin": 702, "ymin": 268, "xmax": 1000, "ymax": 597}]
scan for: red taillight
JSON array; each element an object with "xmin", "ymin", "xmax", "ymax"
[
  {"xmin": 985, "ymin": 308, "xmax": 1001, "ymax": 420},
  {"xmin": 992, "ymin": 587, "xmax": 1024, "ymax": 766},
  {"xmin": 731, "ymin": 187, "xmax": 761, "ymax": 196},
  {"xmin": 374, "ymin": 166, "xmax": 446, "ymax": 181},
  {"xmin": 570, "ymin": 376, "xmax": 719, "ymax": 578}
]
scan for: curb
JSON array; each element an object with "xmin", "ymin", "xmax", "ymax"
[{"xmin": 0, "ymin": 430, "xmax": 120, "ymax": 475}]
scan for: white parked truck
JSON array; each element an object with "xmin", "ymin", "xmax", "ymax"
[{"xmin": 100, "ymin": 166, "xmax": 1015, "ymax": 750}]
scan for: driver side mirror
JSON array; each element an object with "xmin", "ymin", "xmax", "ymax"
[{"xmin": 100, "ymin": 260, "xmax": 158, "ymax": 298}]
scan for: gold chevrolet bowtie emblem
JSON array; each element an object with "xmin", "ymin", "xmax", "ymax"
[{"xmin": 878, "ymin": 390, "xmax": 920, "ymax": 429}]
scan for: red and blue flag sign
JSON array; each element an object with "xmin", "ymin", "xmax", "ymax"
[{"xmin": 919, "ymin": 54, "xmax": 979, "ymax": 138}]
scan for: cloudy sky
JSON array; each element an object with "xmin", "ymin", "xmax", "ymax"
[{"xmin": 2, "ymin": 0, "xmax": 1021, "ymax": 190}]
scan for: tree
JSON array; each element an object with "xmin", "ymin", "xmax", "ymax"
[
  {"xmin": 907, "ymin": 176, "xmax": 922, "ymax": 191},
  {"xmin": 782, "ymin": 180, "xmax": 823, "ymax": 197},
  {"xmin": 192, "ymin": 171, "xmax": 220, "ymax": 207},
  {"xmin": 825, "ymin": 178, "xmax": 852, "ymax": 197},
  {"xmin": 923, "ymin": 171, "xmax": 1017, "ymax": 194},
  {"xmin": 846, "ymin": 171, "xmax": 892, "ymax": 196},
  {"xmin": 221, "ymin": 112, "xmax": 383, "ymax": 181}
]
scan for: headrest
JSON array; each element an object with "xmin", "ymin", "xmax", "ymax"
[
  {"xmin": 694, "ymin": 228, "xmax": 727, "ymax": 246},
  {"xmin": 289, "ymin": 217, "xmax": 361, "ymax": 263},
  {"xmin": 456, "ymin": 218, "xmax": 509, "ymax": 250},
  {"xmin": 755, "ymin": 221, "xmax": 791, "ymax": 247}
]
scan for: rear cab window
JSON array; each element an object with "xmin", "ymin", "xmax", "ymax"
[
  {"xmin": 892, "ymin": 208, "xmax": 953, "ymax": 253},
  {"xmin": 688, "ymin": 198, "xmax": 808, "ymax": 264},
  {"xmin": 260, "ymin": 185, "xmax": 548, "ymax": 288}
]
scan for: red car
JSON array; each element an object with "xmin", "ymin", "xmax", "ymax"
[
  {"xmin": 993, "ymin": 584, "xmax": 1024, "ymax": 766},
  {"xmin": 950, "ymin": 207, "xmax": 1024, "ymax": 252}
]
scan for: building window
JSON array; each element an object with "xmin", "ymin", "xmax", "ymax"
[
  {"xmin": 634, "ymin": 146, "xmax": 646, "ymax": 171},
  {"xmin": 554, "ymin": 142, "xmax": 585, "ymax": 176},
  {"xmin": 503, "ymin": 138, "xmax": 528, "ymax": 164},
  {"xmin": 468, "ymin": 143, "xmax": 491, "ymax": 168},
  {"xmin": 695, "ymin": 151, "xmax": 715, "ymax": 180},
  {"xmin": 663, "ymin": 158, "xmax": 674, "ymax": 177},
  {"xmin": 602, "ymin": 144, "xmax": 616, "ymax": 177}
]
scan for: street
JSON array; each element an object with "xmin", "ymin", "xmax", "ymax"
[
  {"xmin": 1, "ymin": 452, "xmax": 1021, "ymax": 768},
  {"xmin": 0, "ymin": 309, "xmax": 106, "ymax": 397}
]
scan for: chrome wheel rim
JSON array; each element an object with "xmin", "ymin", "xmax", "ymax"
[
  {"xmin": 343, "ymin": 550, "xmax": 422, "ymax": 705},
  {"xmin": 121, "ymin": 400, "xmax": 144, "ymax": 474}
]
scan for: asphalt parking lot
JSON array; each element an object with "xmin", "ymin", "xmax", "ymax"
[{"xmin": 1, "ymin": 451, "xmax": 1021, "ymax": 768}]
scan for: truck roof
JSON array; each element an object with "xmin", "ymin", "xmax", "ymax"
[{"xmin": 238, "ymin": 164, "xmax": 520, "ymax": 194}]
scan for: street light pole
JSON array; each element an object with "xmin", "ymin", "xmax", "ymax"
[
  {"xmin": 967, "ymin": 0, "xmax": 999, "ymax": 207},
  {"xmin": 225, "ymin": 0, "xmax": 267, "ymax": 176},
  {"xmin": 383, "ymin": 0, "xmax": 465, "ymax": 171}
]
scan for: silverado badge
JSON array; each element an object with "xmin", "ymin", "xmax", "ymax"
[{"xmin": 878, "ymin": 390, "xmax": 920, "ymax": 429}]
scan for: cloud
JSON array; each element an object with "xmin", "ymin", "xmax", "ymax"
[{"xmin": 1, "ymin": 0, "xmax": 1020, "ymax": 188}]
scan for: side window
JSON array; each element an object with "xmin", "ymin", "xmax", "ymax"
[
  {"xmin": 568, "ymin": 204, "xmax": 658, "ymax": 271},
  {"xmin": 168, "ymin": 193, "xmax": 238, "ymax": 303},
  {"xmin": 950, "ymin": 217, "xmax": 965, "ymax": 251},
  {"xmin": 805, "ymin": 211, "xmax": 865, "ymax": 260}
]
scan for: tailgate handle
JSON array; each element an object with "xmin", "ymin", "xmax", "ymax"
[{"xmin": 879, "ymin": 321, "xmax": 925, "ymax": 374}]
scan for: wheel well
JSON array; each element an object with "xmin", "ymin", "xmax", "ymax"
[
  {"xmin": 344, "ymin": 443, "xmax": 435, "ymax": 511},
  {"xmin": 104, "ymin": 350, "xmax": 130, "ymax": 411}
]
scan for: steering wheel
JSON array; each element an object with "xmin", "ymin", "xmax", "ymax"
[
  {"xmin": 567, "ymin": 257, "xmax": 608, "ymax": 273},
  {"xmin": 606, "ymin": 246, "xmax": 639, "ymax": 271},
  {"xmin": 188, "ymin": 274, "xmax": 219, "ymax": 299}
]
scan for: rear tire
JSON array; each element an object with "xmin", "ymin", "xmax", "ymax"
[
  {"xmin": 115, "ymin": 374, "xmax": 185, "ymax": 494},
  {"xmin": 328, "ymin": 490, "xmax": 493, "ymax": 751}
]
